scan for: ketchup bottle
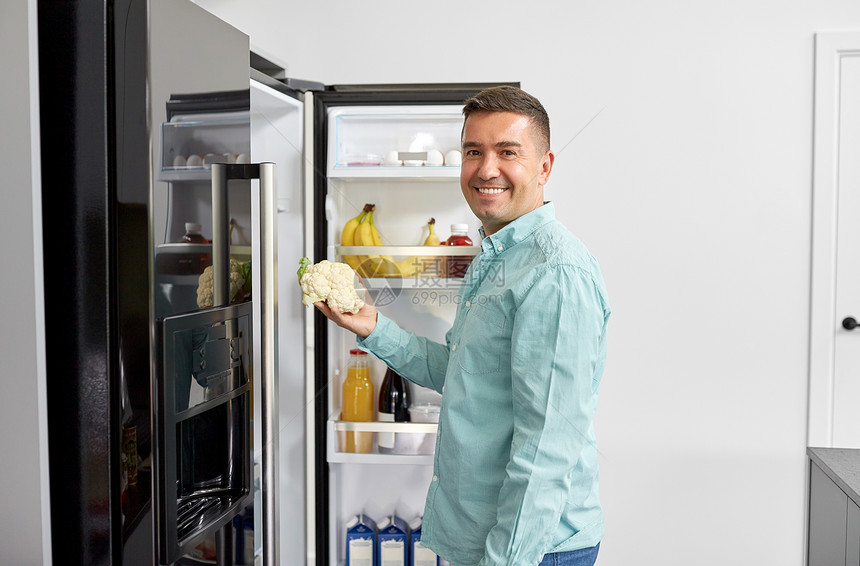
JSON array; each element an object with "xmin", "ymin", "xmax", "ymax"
[{"xmin": 445, "ymin": 224, "xmax": 473, "ymax": 278}]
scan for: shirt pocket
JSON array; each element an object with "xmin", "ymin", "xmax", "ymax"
[{"xmin": 456, "ymin": 302, "xmax": 507, "ymax": 375}]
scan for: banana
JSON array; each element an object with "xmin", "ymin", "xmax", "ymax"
[
  {"xmin": 346, "ymin": 204, "xmax": 424, "ymax": 279},
  {"xmin": 369, "ymin": 211, "xmax": 384, "ymax": 246},
  {"xmin": 356, "ymin": 207, "xmax": 387, "ymax": 277},
  {"xmin": 341, "ymin": 204, "xmax": 372, "ymax": 270},
  {"xmin": 418, "ymin": 218, "xmax": 444, "ymax": 276},
  {"xmin": 424, "ymin": 217, "xmax": 441, "ymax": 246}
]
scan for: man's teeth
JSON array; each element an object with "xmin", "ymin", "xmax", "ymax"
[{"xmin": 478, "ymin": 187, "xmax": 506, "ymax": 194}]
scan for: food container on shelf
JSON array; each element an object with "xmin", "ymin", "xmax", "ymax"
[
  {"xmin": 341, "ymin": 153, "xmax": 383, "ymax": 167},
  {"xmin": 408, "ymin": 403, "xmax": 440, "ymax": 455}
]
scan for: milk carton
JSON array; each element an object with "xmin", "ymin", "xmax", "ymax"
[
  {"xmin": 378, "ymin": 515, "xmax": 410, "ymax": 566},
  {"xmin": 346, "ymin": 514, "xmax": 377, "ymax": 566},
  {"xmin": 409, "ymin": 517, "xmax": 439, "ymax": 566}
]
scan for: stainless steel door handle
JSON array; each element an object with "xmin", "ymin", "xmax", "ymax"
[{"xmin": 211, "ymin": 162, "xmax": 279, "ymax": 566}]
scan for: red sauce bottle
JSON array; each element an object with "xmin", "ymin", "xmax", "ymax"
[
  {"xmin": 181, "ymin": 222, "xmax": 208, "ymax": 244},
  {"xmin": 180, "ymin": 222, "xmax": 210, "ymax": 274},
  {"xmin": 445, "ymin": 224, "xmax": 473, "ymax": 278}
]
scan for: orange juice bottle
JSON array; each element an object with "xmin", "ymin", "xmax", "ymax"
[{"xmin": 342, "ymin": 349, "xmax": 374, "ymax": 453}]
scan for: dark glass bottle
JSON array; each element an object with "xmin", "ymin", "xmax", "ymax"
[{"xmin": 377, "ymin": 367, "xmax": 411, "ymax": 453}]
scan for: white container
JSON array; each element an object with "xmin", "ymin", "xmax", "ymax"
[{"xmin": 409, "ymin": 404, "xmax": 440, "ymax": 455}]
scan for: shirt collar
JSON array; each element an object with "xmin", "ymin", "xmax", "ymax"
[{"xmin": 479, "ymin": 202, "xmax": 556, "ymax": 255}]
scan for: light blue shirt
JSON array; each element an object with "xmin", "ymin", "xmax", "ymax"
[{"xmin": 358, "ymin": 202, "xmax": 610, "ymax": 566}]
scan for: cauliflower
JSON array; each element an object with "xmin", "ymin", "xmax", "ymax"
[
  {"xmin": 197, "ymin": 258, "xmax": 246, "ymax": 308},
  {"xmin": 297, "ymin": 257, "xmax": 365, "ymax": 313}
]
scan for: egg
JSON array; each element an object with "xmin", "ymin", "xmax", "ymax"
[
  {"xmin": 383, "ymin": 150, "xmax": 402, "ymax": 166},
  {"xmin": 203, "ymin": 153, "xmax": 218, "ymax": 165},
  {"xmin": 186, "ymin": 154, "xmax": 203, "ymax": 167},
  {"xmin": 222, "ymin": 152, "xmax": 236, "ymax": 163},
  {"xmin": 236, "ymin": 153, "xmax": 250, "ymax": 164},
  {"xmin": 172, "ymin": 154, "xmax": 187, "ymax": 167},
  {"xmin": 445, "ymin": 150, "xmax": 462, "ymax": 167},
  {"xmin": 426, "ymin": 149, "xmax": 444, "ymax": 166}
]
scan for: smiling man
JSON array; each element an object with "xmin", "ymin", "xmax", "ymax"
[{"xmin": 316, "ymin": 86, "xmax": 610, "ymax": 566}]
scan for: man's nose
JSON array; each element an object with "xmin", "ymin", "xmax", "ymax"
[{"xmin": 477, "ymin": 153, "xmax": 500, "ymax": 180}]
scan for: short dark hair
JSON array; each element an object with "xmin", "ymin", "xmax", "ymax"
[{"xmin": 462, "ymin": 86, "xmax": 551, "ymax": 152}]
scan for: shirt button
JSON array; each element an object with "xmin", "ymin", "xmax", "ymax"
[
  {"xmin": 452, "ymin": 344, "xmax": 457, "ymax": 351},
  {"xmin": 442, "ymin": 385, "xmax": 445, "ymax": 393},
  {"xmin": 432, "ymin": 475, "xmax": 438, "ymax": 482},
  {"xmin": 497, "ymin": 245, "xmax": 504, "ymax": 251},
  {"xmin": 465, "ymin": 300, "xmax": 471, "ymax": 307}
]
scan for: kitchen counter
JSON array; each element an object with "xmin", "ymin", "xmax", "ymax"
[{"xmin": 808, "ymin": 447, "xmax": 860, "ymax": 508}]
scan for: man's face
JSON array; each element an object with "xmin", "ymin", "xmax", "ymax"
[{"xmin": 460, "ymin": 111, "xmax": 554, "ymax": 236}]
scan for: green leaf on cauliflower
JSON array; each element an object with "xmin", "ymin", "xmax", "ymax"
[{"xmin": 297, "ymin": 256, "xmax": 312, "ymax": 285}]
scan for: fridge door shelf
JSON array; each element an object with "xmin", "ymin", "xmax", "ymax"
[
  {"xmin": 156, "ymin": 244, "xmax": 251, "ymax": 287},
  {"xmin": 158, "ymin": 166, "xmax": 217, "ymax": 183},
  {"xmin": 157, "ymin": 243, "xmax": 251, "ymax": 257},
  {"xmin": 328, "ymin": 420, "xmax": 437, "ymax": 465},
  {"xmin": 160, "ymin": 113, "xmax": 250, "ymax": 180}
]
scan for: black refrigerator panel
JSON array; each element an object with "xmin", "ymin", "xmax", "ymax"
[
  {"xmin": 38, "ymin": 0, "xmax": 254, "ymax": 564},
  {"xmin": 38, "ymin": 0, "xmax": 151, "ymax": 563}
]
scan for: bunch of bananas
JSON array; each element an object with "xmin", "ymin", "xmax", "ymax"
[{"xmin": 340, "ymin": 203, "xmax": 422, "ymax": 277}]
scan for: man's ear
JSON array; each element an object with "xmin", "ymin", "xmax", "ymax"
[{"xmin": 539, "ymin": 150, "xmax": 555, "ymax": 186}]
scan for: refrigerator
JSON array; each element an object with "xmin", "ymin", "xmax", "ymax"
[
  {"xmin": 36, "ymin": 0, "xmax": 513, "ymax": 564},
  {"xmin": 37, "ymin": 0, "xmax": 302, "ymax": 564},
  {"xmin": 303, "ymin": 85, "xmax": 517, "ymax": 566}
]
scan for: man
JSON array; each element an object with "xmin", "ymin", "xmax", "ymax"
[{"xmin": 316, "ymin": 86, "xmax": 610, "ymax": 566}]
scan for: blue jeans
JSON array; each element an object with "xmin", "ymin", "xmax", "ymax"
[{"xmin": 538, "ymin": 543, "xmax": 600, "ymax": 566}]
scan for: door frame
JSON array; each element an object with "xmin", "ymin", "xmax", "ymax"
[{"xmin": 809, "ymin": 31, "xmax": 860, "ymax": 447}]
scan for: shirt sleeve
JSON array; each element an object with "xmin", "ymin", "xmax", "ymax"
[
  {"xmin": 479, "ymin": 265, "xmax": 608, "ymax": 566},
  {"xmin": 356, "ymin": 311, "xmax": 450, "ymax": 394}
]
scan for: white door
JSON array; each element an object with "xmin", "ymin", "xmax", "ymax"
[{"xmin": 809, "ymin": 32, "xmax": 860, "ymax": 448}]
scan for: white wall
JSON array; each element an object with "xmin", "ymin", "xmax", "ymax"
[
  {"xmin": 193, "ymin": 1, "xmax": 860, "ymax": 564},
  {"xmin": 0, "ymin": 0, "xmax": 52, "ymax": 563}
]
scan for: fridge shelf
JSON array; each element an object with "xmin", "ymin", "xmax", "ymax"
[
  {"xmin": 335, "ymin": 245, "xmax": 479, "ymax": 256},
  {"xmin": 328, "ymin": 165, "xmax": 460, "ymax": 180},
  {"xmin": 361, "ymin": 277, "xmax": 468, "ymax": 290},
  {"xmin": 334, "ymin": 421, "xmax": 438, "ymax": 433},
  {"xmin": 328, "ymin": 452, "xmax": 435, "ymax": 465},
  {"xmin": 328, "ymin": 420, "xmax": 437, "ymax": 465}
]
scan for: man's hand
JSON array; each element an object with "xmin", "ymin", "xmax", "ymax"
[{"xmin": 314, "ymin": 300, "xmax": 378, "ymax": 338}]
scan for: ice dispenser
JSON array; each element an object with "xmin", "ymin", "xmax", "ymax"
[{"xmin": 156, "ymin": 304, "xmax": 253, "ymax": 562}]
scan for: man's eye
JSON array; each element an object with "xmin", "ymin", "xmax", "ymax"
[
  {"xmin": 502, "ymin": 150, "xmax": 516, "ymax": 157},
  {"xmin": 465, "ymin": 150, "xmax": 481, "ymax": 157}
]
